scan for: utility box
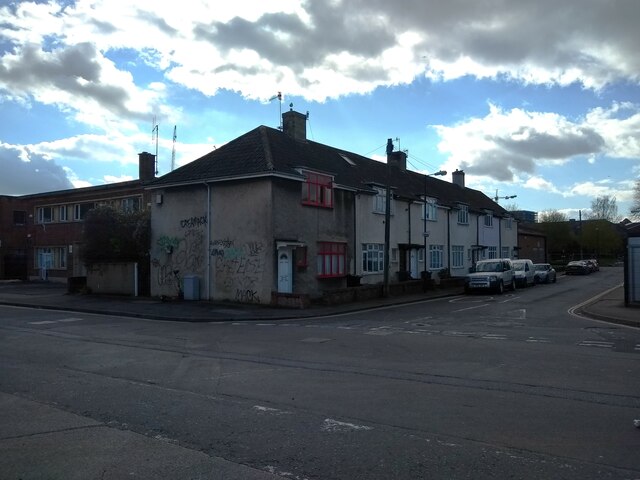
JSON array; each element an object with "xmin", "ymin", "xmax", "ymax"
[{"xmin": 183, "ymin": 275, "xmax": 200, "ymax": 301}]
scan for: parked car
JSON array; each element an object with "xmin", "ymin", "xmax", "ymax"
[
  {"xmin": 465, "ymin": 258, "xmax": 516, "ymax": 294},
  {"xmin": 566, "ymin": 260, "xmax": 590, "ymax": 275},
  {"xmin": 512, "ymin": 259, "xmax": 535, "ymax": 287},
  {"xmin": 585, "ymin": 259, "xmax": 599, "ymax": 272},
  {"xmin": 534, "ymin": 263, "xmax": 556, "ymax": 284}
]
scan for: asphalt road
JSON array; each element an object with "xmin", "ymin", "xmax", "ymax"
[{"xmin": 1, "ymin": 267, "xmax": 639, "ymax": 479}]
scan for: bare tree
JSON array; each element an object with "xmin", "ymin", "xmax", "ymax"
[
  {"xmin": 588, "ymin": 195, "xmax": 620, "ymax": 222},
  {"xmin": 632, "ymin": 179, "xmax": 640, "ymax": 220},
  {"xmin": 539, "ymin": 210, "xmax": 568, "ymax": 222}
]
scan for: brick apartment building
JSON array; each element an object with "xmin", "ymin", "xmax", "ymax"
[{"xmin": 0, "ymin": 152, "xmax": 155, "ymax": 283}]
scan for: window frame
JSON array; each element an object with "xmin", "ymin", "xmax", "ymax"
[
  {"xmin": 423, "ymin": 197, "xmax": 437, "ymax": 221},
  {"xmin": 484, "ymin": 212, "xmax": 493, "ymax": 227},
  {"xmin": 362, "ymin": 243, "xmax": 384, "ymax": 274},
  {"xmin": 452, "ymin": 245, "xmax": 464, "ymax": 268},
  {"xmin": 316, "ymin": 242, "xmax": 346, "ymax": 278},
  {"xmin": 302, "ymin": 171, "xmax": 334, "ymax": 208},
  {"xmin": 457, "ymin": 204, "xmax": 469, "ymax": 224},
  {"xmin": 429, "ymin": 244, "xmax": 444, "ymax": 270},
  {"xmin": 488, "ymin": 246, "xmax": 497, "ymax": 259}
]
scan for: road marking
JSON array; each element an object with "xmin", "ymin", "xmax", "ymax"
[
  {"xmin": 482, "ymin": 333, "xmax": 507, "ymax": 340},
  {"xmin": 443, "ymin": 330, "xmax": 479, "ymax": 337},
  {"xmin": 29, "ymin": 317, "xmax": 83, "ymax": 325},
  {"xmin": 578, "ymin": 340, "xmax": 614, "ymax": 349},
  {"xmin": 253, "ymin": 405, "xmax": 291, "ymax": 415},
  {"xmin": 321, "ymin": 419, "xmax": 372, "ymax": 432},
  {"xmin": 526, "ymin": 337, "xmax": 550, "ymax": 343},
  {"xmin": 453, "ymin": 303, "xmax": 490, "ymax": 313}
]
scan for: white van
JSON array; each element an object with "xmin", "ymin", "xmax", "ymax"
[{"xmin": 512, "ymin": 259, "xmax": 535, "ymax": 287}]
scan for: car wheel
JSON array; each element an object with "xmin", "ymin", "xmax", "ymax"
[
  {"xmin": 511, "ymin": 279, "xmax": 516, "ymax": 291},
  {"xmin": 497, "ymin": 281, "xmax": 504, "ymax": 294}
]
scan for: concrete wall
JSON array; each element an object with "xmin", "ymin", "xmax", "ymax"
[
  {"xmin": 447, "ymin": 208, "xmax": 476, "ymax": 276},
  {"xmin": 87, "ymin": 262, "xmax": 136, "ymax": 295},
  {"xmin": 150, "ymin": 186, "xmax": 208, "ymax": 299},
  {"xmin": 272, "ymin": 178, "xmax": 353, "ymax": 297},
  {"xmin": 210, "ymin": 180, "xmax": 273, "ymax": 304}
]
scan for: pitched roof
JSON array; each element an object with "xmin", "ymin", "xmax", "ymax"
[{"xmin": 148, "ymin": 125, "xmax": 508, "ymax": 216}]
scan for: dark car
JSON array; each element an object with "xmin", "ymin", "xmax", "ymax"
[
  {"xmin": 534, "ymin": 263, "xmax": 556, "ymax": 284},
  {"xmin": 566, "ymin": 260, "xmax": 590, "ymax": 275}
]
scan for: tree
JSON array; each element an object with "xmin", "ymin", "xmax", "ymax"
[
  {"xmin": 631, "ymin": 179, "xmax": 640, "ymax": 220},
  {"xmin": 538, "ymin": 210, "xmax": 568, "ymax": 223},
  {"xmin": 588, "ymin": 195, "xmax": 620, "ymax": 222},
  {"xmin": 81, "ymin": 205, "xmax": 150, "ymax": 265}
]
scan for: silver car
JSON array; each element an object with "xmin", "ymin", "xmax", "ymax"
[{"xmin": 534, "ymin": 263, "xmax": 557, "ymax": 284}]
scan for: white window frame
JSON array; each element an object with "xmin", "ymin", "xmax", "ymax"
[
  {"xmin": 488, "ymin": 246, "xmax": 497, "ymax": 259},
  {"xmin": 37, "ymin": 206, "xmax": 54, "ymax": 224},
  {"xmin": 429, "ymin": 244, "xmax": 444, "ymax": 270},
  {"xmin": 452, "ymin": 245, "xmax": 464, "ymax": 268},
  {"xmin": 362, "ymin": 243, "xmax": 384, "ymax": 273},
  {"xmin": 457, "ymin": 204, "xmax": 469, "ymax": 224},
  {"xmin": 59, "ymin": 205, "xmax": 68, "ymax": 222},
  {"xmin": 484, "ymin": 213, "xmax": 493, "ymax": 227},
  {"xmin": 423, "ymin": 198, "xmax": 437, "ymax": 221},
  {"xmin": 501, "ymin": 246, "xmax": 510, "ymax": 258}
]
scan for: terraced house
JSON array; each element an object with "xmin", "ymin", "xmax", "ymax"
[{"xmin": 147, "ymin": 108, "xmax": 518, "ymax": 305}]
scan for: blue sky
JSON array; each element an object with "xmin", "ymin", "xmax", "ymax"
[{"xmin": 1, "ymin": 0, "xmax": 639, "ymax": 220}]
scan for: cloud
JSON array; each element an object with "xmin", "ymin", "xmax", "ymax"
[
  {"xmin": 0, "ymin": 143, "xmax": 73, "ymax": 195},
  {"xmin": 2, "ymin": 0, "xmax": 640, "ymax": 112},
  {"xmin": 434, "ymin": 103, "xmax": 640, "ymax": 184}
]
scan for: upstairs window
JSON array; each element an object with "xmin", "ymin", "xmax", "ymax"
[
  {"xmin": 36, "ymin": 206, "xmax": 53, "ymax": 224},
  {"xmin": 74, "ymin": 202, "xmax": 95, "ymax": 221},
  {"xmin": 484, "ymin": 212, "xmax": 493, "ymax": 227},
  {"xmin": 457, "ymin": 205, "xmax": 469, "ymax": 224},
  {"xmin": 122, "ymin": 197, "xmax": 141, "ymax": 213},
  {"xmin": 59, "ymin": 205, "xmax": 68, "ymax": 222},
  {"xmin": 423, "ymin": 198, "xmax": 437, "ymax": 221},
  {"xmin": 317, "ymin": 242, "xmax": 346, "ymax": 278},
  {"xmin": 505, "ymin": 217, "xmax": 513, "ymax": 229},
  {"xmin": 302, "ymin": 171, "xmax": 333, "ymax": 208}
]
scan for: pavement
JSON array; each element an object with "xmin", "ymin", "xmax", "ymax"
[{"xmin": 0, "ymin": 277, "xmax": 637, "ymax": 327}]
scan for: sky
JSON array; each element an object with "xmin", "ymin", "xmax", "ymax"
[{"xmin": 1, "ymin": 0, "xmax": 639, "ymax": 221}]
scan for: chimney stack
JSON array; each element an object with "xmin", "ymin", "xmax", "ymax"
[
  {"xmin": 452, "ymin": 169, "xmax": 465, "ymax": 188},
  {"xmin": 282, "ymin": 108, "xmax": 307, "ymax": 141},
  {"xmin": 138, "ymin": 151, "xmax": 156, "ymax": 181},
  {"xmin": 387, "ymin": 150, "xmax": 407, "ymax": 172}
]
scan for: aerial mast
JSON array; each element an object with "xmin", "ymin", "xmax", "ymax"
[{"xmin": 171, "ymin": 125, "xmax": 177, "ymax": 171}]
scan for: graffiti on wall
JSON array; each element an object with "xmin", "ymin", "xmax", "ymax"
[
  {"xmin": 153, "ymin": 223, "xmax": 206, "ymax": 293},
  {"xmin": 211, "ymin": 238, "xmax": 265, "ymax": 303}
]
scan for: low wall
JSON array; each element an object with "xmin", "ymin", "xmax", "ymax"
[{"xmin": 87, "ymin": 262, "xmax": 137, "ymax": 296}]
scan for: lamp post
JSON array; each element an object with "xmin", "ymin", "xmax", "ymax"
[{"xmin": 423, "ymin": 170, "xmax": 447, "ymax": 278}]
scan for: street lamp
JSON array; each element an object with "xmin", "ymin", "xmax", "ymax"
[
  {"xmin": 423, "ymin": 170, "xmax": 447, "ymax": 278},
  {"xmin": 493, "ymin": 189, "xmax": 517, "ymax": 202}
]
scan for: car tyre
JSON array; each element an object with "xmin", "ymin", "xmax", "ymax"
[{"xmin": 497, "ymin": 280, "xmax": 504, "ymax": 294}]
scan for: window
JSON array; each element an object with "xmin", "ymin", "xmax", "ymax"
[
  {"xmin": 362, "ymin": 243, "xmax": 384, "ymax": 273},
  {"xmin": 452, "ymin": 245, "xmax": 464, "ymax": 268},
  {"xmin": 457, "ymin": 205, "xmax": 469, "ymax": 224},
  {"xmin": 429, "ymin": 244, "xmax": 444, "ymax": 269},
  {"xmin": 488, "ymin": 246, "xmax": 497, "ymax": 259},
  {"xmin": 484, "ymin": 213, "xmax": 493, "ymax": 227},
  {"xmin": 317, "ymin": 242, "xmax": 346, "ymax": 277},
  {"xmin": 13, "ymin": 210, "xmax": 26, "ymax": 225},
  {"xmin": 35, "ymin": 247, "xmax": 67, "ymax": 270},
  {"xmin": 423, "ymin": 198, "xmax": 437, "ymax": 221},
  {"xmin": 502, "ymin": 247, "xmax": 510, "ymax": 259},
  {"xmin": 121, "ymin": 197, "xmax": 141, "ymax": 212},
  {"xmin": 59, "ymin": 205, "xmax": 68, "ymax": 222},
  {"xmin": 36, "ymin": 206, "xmax": 54, "ymax": 224},
  {"xmin": 74, "ymin": 202, "xmax": 94, "ymax": 220},
  {"xmin": 505, "ymin": 217, "xmax": 513, "ymax": 229},
  {"xmin": 373, "ymin": 187, "xmax": 386, "ymax": 213},
  {"xmin": 302, "ymin": 171, "xmax": 333, "ymax": 208}
]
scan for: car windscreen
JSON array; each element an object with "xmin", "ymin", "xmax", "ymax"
[
  {"xmin": 513, "ymin": 263, "xmax": 525, "ymax": 271},
  {"xmin": 476, "ymin": 262, "xmax": 501, "ymax": 272}
]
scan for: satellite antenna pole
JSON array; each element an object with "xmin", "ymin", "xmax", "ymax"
[
  {"xmin": 152, "ymin": 116, "xmax": 159, "ymax": 175},
  {"xmin": 269, "ymin": 91, "xmax": 283, "ymax": 129},
  {"xmin": 171, "ymin": 125, "xmax": 177, "ymax": 171}
]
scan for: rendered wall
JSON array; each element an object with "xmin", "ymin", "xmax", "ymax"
[{"xmin": 86, "ymin": 262, "xmax": 136, "ymax": 295}]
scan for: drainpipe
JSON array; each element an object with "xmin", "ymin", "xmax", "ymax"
[
  {"xmin": 353, "ymin": 192, "xmax": 358, "ymax": 275},
  {"xmin": 206, "ymin": 182, "xmax": 212, "ymax": 300},
  {"xmin": 447, "ymin": 210, "xmax": 451, "ymax": 272}
]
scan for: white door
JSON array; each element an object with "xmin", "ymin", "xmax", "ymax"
[
  {"xmin": 409, "ymin": 249, "xmax": 419, "ymax": 279},
  {"xmin": 277, "ymin": 248, "xmax": 292, "ymax": 293}
]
